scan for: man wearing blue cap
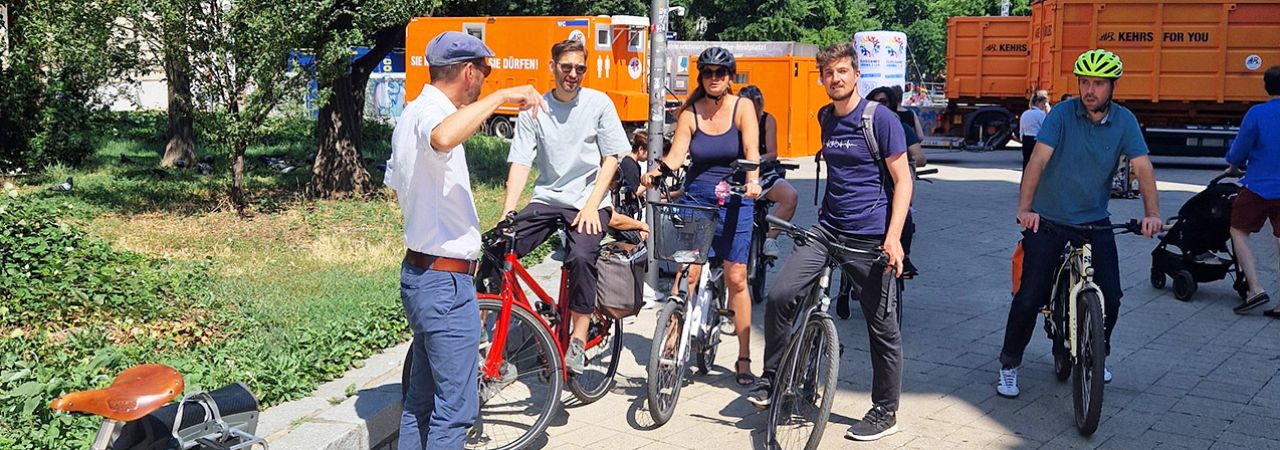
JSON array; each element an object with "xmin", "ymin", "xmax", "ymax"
[{"xmin": 385, "ymin": 31, "xmax": 544, "ymax": 450}]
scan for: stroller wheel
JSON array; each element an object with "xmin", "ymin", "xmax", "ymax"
[
  {"xmin": 1150, "ymin": 268, "xmax": 1166, "ymax": 290},
  {"xmin": 1173, "ymin": 270, "xmax": 1197, "ymax": 301}
]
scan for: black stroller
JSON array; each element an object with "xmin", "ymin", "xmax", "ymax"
[{"xmin": 1150, "ymin": 173, "xmax": 1249, "ymax": 302}]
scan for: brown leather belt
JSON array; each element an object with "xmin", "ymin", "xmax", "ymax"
[{"xmin": 404, "ymin": 249, "xmax": 478, "ymax": 275}]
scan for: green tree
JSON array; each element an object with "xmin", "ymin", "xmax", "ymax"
[
  {"xmin": 716, "ymin": 0, "xmax": 881, "ymax": 47},
  {"xmin": 123, "ymin": 0, "xmax": 201, "ymax": 168},
  {"xmin": 435, "ymin": 0, "xmax": 645, "ymax": 16},
  {"xmin": 186, "ymin": 0, "xmax": 314, "ymax": 215},
  {"xmin": 307, "ymin": 0, "xmax": 437, "ymax": 198},
  {"xmin": 0, "ymin": 0, "xmax": 139, "ymax": 171}
]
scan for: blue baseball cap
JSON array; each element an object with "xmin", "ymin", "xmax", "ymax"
[{"xmin": 426, "ymin": 31, "xmax": 494, "ymax": 66}]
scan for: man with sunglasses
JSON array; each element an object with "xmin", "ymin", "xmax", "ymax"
[
  {"xmin": 387, "ymin": 31, "xmax": 544, "ymax": 449},
  {"xmin": 501, "ymin": 39, "xmax": 631, "ymax": 374}
]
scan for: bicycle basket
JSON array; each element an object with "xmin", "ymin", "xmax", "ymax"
[{"xmin": 652, "ymin": 201, "xmax": 719, "ymax": 264}]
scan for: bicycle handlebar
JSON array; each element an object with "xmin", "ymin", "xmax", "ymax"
[
  {"xmin": 915, "ymin": 168, "xmax": 938, "ymax": 176},
  {"xmin": 766, "ymin": 214, "xmax": 881, "ymax": 257},
  {"xmin": 761, "ymin": 159, "xmax": 800, "ymax": 172},
  {"xmin": 1040, "ymin": 218, "xmax": 1142, "ymax": 237}
]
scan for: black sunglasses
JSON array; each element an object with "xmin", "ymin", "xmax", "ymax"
[
  {"xmin": 558, "ymin": 63, "xmax": 588, "ymax": 75},
  {"xmin": 701, "ymin": 67, "xmax": 730, "ymax": 79},
  {"xmin": 470, "ymin": 60, "xmax": 492, "ymax": 77}
]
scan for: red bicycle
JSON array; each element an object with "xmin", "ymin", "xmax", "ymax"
[{"xmin": 461, "ymin": 210, "xmax": 624, "ymax": 449}]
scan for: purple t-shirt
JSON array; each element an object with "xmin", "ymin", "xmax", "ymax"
[{"xmin": 817, "ymin": 100, "xmax": 908, "ymax": 236}]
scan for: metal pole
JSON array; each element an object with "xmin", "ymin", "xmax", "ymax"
[
  {"xmin": 1000, "ymin": 0, "xmax": 1011, "ymax": 16},
  {"xmin": 645, "ymin": 0, "xmax": 669, "ymax": 299}
]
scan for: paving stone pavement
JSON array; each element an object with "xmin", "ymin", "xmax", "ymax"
[
  {"xmin": 331, "ymin": 149, "xmax": 1280, "ymax": 450},
  {"xmin": 527, "ymin": 150, "xmax": 1280, "ymax": 450}
]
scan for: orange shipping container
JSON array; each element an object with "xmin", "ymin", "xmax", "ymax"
[
  {"xmin": 945, "ymin": 17, "xmax": 1033, "ymax": 101},
  {"xmin": 1030, "ymin": 0, "xmax": 1280, "ymax": 121},
  {"xmin": 688, "ymin": 56, "xmax": 830, "ymax": 158},
  {"xmin": 404, "ymin": 16, "xmax": 652, "ymax": 138},
  {"xmin": 943, "ymin": 0, "xmax": 1280, "ymax": 155}
]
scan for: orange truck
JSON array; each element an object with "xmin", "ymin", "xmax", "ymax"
[
  {"xmin": 943, "ymin": 0, "xmax": 1280, "ymax": 156},
  {"xmin": 687, "ymin": 56, "xmax": 828, "ymax": 158},
  {"xmin": 404, "ymin": 15, "xmax": 653, "ymax": 138},
  {"xmin": 672, "ymin": 42, "xmax": 827, "ymax": 158}
]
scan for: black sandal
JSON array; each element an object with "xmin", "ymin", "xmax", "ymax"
[
  {"xmin": 736, "ymin": 357, "xmax": 755, "ymax": 386},
  {"xmin": 1235, "ymin": 292, "xmax": 1269, "ymax": 314},
  {"xmin": 1264, "ymin": 308, "xmax": 1280, "ymax": 319}
]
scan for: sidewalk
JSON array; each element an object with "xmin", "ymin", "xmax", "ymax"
[{"xmin": 266, "ymin": 149, "xmax": 1280, "ymax": 449}]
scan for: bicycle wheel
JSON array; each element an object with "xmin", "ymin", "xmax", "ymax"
[
  {"xmin": 768, "ymin": 316, "xmax": 840, "ymax": 450},
  {"xmin": 1072, "ymin": 291, "xmax": 1106, "ymax": 436},
  {"xmin": 1046, "ymin": 312, "xmax": 1071, "ymax": 382},
  {"xmin": 402, "ymin": 347, "xmax": 412, "ymax": 400},
  {"xmin": 749, "ymin": 225, "xmax": 766, "ymax": 304},
  {"xmin": 647, "ymin": 300, "xmax": 689, "ymax": 426},
  {"xmin": 468, "ymin": 297, "xmax": 563, "ymax": 450},
  {"xmin": 697, "ymin": 295, "xmax": 722, "ymax": 375},
  {"xmin": 567, "ymin": 312, "xmax": 623, "ymax": 404},
  {"xmin": 714, "ymin": 274, "xmax": 736, "ymax": 337}
]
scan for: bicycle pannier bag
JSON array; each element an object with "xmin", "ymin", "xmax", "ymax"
[{"xmin": 596, "ymin": 242, "xmax": 647, "ymax": 319}]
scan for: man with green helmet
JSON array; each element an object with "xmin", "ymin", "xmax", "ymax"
[{"xmin": 996, "ymin": 49, "xmax": 1164, "ymax": 398}]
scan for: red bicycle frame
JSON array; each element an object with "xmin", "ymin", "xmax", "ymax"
[{"xmin": 479, "ymin": 252, "xmax": 610, "ymax": 382}]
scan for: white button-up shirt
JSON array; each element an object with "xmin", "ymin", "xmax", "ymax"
[{"xmin": 385, "ymin": 85, "xmax": 481, "ymax": 260}]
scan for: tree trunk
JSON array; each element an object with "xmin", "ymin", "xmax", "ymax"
[
  {"xmin": 159, "ymin": 40, "xmax": 196, "ymax": 168},
  {"xmin": 308, "ymin": 71, "xmax": 372, "ymax": 197},
  {"xmin": 307, "ymin": 24, "xmax": 402, "ymax": 198},
  {"xmin": 230, "ymin": 141, "xmax": 248, "ymax": 216}
]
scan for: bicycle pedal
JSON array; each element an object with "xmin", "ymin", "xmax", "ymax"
[{"xmin": 717, "ymin": 308, "xmax": 735, "ymax": 318}]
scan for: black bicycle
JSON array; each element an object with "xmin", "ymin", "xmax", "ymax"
[
  {"xmin": 763, "ymin": 215, "xmax": 885, "ymax": 450},
  {"xmin": 749, "ymin": 160, "xmax": 800, "ymax": 304}
]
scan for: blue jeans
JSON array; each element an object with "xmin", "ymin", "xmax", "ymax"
[{"xmin": 399, "ymin": 262, "xmax": 480, "ymax": 450}]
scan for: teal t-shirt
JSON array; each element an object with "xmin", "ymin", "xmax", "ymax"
[{"xmin": 1032, "ymin": 98, "xmax": 1149, "ymax": 224}]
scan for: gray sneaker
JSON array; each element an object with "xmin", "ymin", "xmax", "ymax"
[
  {"xmin": 565, "ymin": 338, "xmax": 587, "ymax": 374},
  {"xmin": 845, "ymin": 405, "xmax": 899, "ymax": 441},
  {"xmin": 479, "ymin": 361, "xmax": 518, "ymax": 403}
]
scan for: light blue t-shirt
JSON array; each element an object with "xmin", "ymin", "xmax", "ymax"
[
  {"xmin": 1225, "ymin": 99, "xmax": 1280, "ymax": 200},
  {"xmin": 1032, "ymin": 98, "xmax": 1149, "ymax": 225},
  {"xmin": 508, "ymin": 88, "xmax": 630, "ymax": 211}
]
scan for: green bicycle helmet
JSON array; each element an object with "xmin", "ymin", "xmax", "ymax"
[{"xmin": 1073, "ymin": 49, "xmax": 1123, "ymax": 79}]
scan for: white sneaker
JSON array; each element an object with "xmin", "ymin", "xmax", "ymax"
[
  {"xmin": 1104, "ymin": 367, "xmax": 1112, "ymax": 383},
  {"xmin": 996, "ymin": 368, "xmax": 1020, "ymax": 398},
  {"xmin": 763, "ymin": 238, "xmax": 781, "ymax": 258}
]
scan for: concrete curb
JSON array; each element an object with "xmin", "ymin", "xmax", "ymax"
[
  {"xmin": 261, "ymin": 254, "xmax": 565, "ymax": 450},
  {"xmin": 260, "ymin": 341, "xmax": 409, "ymax": 450}
]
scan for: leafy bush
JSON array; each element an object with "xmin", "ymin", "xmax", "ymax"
[
  {"xmin": 0, "ymin": 193, "xmax": 210, "ymax": 329},
  {"xmin": 0, "ymin": 0, "xmax": 139, "ymax": 173}
]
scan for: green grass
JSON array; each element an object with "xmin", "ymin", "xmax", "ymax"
[{"xmin": 0, "ymin": 116, "xmax": 535, "ymax": 449}]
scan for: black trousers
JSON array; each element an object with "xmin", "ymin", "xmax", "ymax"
[
  {"xmin": 1020, "ymin": 135, "xmax": 1038, "ymax": 168},
  {"xmin": 763, "ymin": 223, "xmax": 903, "ymax": 412},
  {"xmin": 510, "ymin": 203, "xmax": 610, "ymax": 315},
  {"xmin": 999, "ymin": 220, "xmax": 1122, "ymax": 368}
]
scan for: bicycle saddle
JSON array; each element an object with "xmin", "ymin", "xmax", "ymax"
[{"xmin": 50, "ymin": 364, "xmax": 184, "ymax": 422}]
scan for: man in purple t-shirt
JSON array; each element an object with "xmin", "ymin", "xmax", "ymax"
[{"xmin": 748, "ymin": 42, "xmax": 914, "ymax": 442}]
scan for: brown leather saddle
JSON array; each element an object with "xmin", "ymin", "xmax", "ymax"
[{"xmin": 49, "ymin": 364, "xmax": 184, "ymax": 422}]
